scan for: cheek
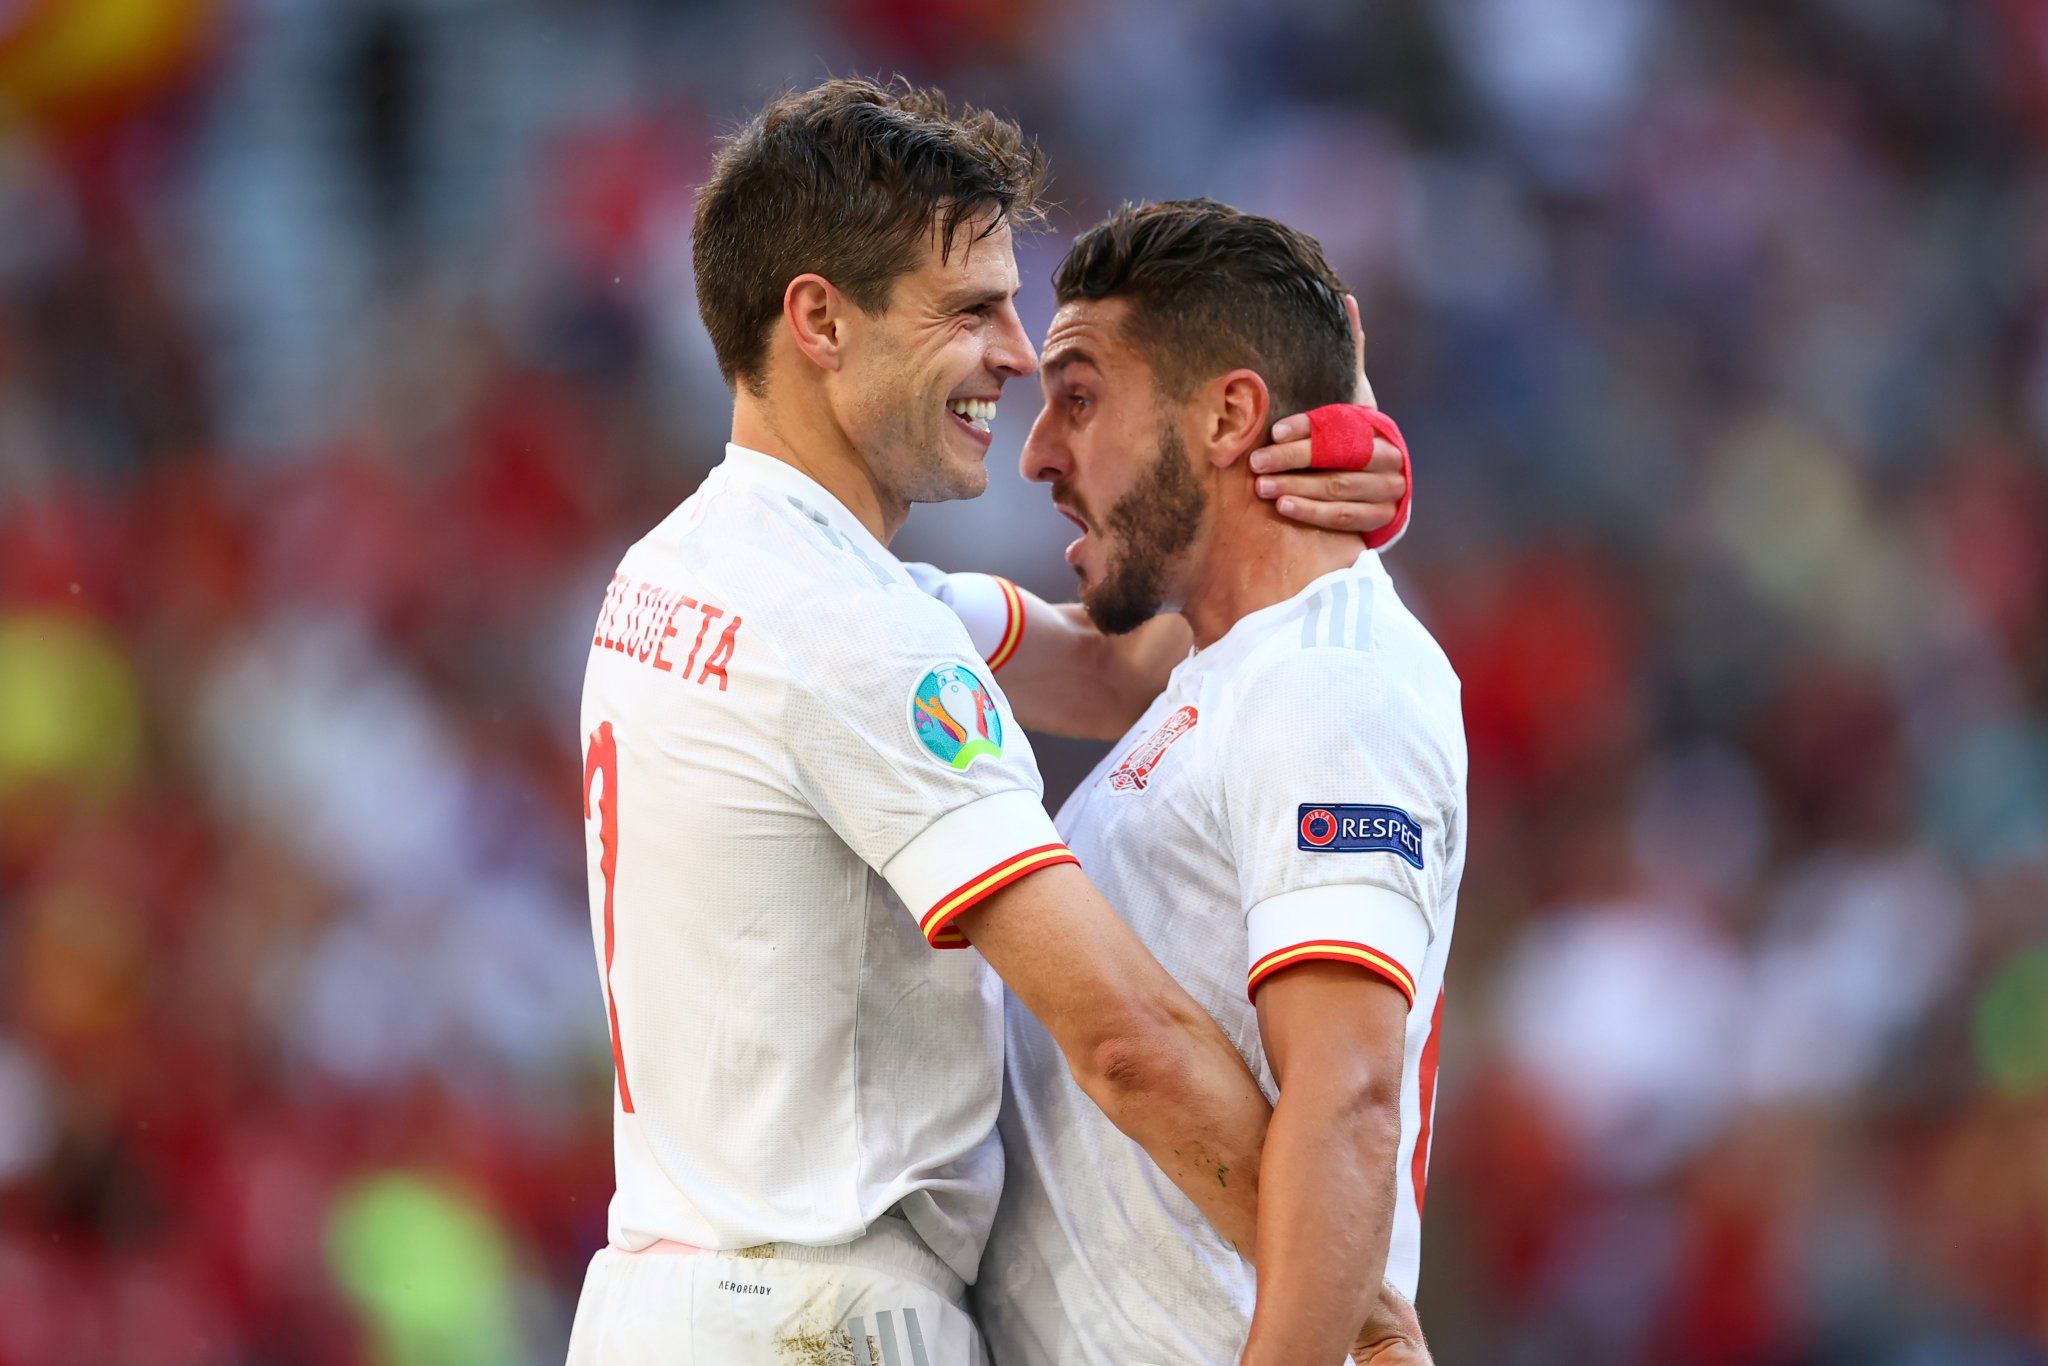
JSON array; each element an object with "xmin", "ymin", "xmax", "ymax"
[
  {"xmin": 935, "ymin": 329, "xmax": 980, "ymax": 379},
  {"xmin": 1079, "ymin": 426, "xmax": 1143, "ymax": 504}
]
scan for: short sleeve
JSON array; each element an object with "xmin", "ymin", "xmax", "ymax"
[
  {"xmin": 1219, "ymin": 644, "xmax": 1461, "ymax": 1005},
  {"xmin": 782, "ymin": 591, "xmax": 1073, "ymax": 947},
  {"xmin": 900, "ymin": 563, "xmax": 1027, "ymax": 671}
]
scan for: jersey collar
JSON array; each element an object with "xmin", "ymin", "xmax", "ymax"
[
  {"xmin": 1179, "ymin": 549, "xmax": 1391, "ymax": 678},
  {"xmin": 712, "ymin": 442, "xmax": 902, "ymax": 570}
]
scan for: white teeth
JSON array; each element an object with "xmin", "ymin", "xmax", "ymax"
[{"xmin": 947, "ymin": 398, "xmax": 996, "ymax": 427}]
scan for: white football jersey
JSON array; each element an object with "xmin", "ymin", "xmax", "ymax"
[
  {"xmin": 578, "ymin": 443, "xmax": 1074, "ymax": 1285},
  {"xmin": 974, "ymin": 551, "xmax": 1466, "ymax": 1366}
]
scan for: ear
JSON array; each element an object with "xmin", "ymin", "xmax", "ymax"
[
  {"xmin": 1201, "ymin": 369, "xmax": 1272, "ymax": 469},
  {"xmin": 782, "ymin": 273, "xmax": 849, "ymax": 373}
]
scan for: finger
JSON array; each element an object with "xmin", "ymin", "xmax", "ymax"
[
  {"xmin": 1271, "ymin": 493, "xmax": 1398, "ymax": 535},
  {"xmin": 1263, "ymin": 414, "xmax": 1310, "ymax": 448},
  {"xmin": 1363, "ymin": 436, "xmax": 1403, "ymax": 476},
  {"xmin": 1248, "ymin": 434, "xmax": 1313, "ymax": 474},
  {"xmin": 1256, "ymin": 470, "xmax": 1406, "ymax": 505},
  {"xmin": 1250, "ymin": 434, "xmax": 1403, "ymax": 477}
]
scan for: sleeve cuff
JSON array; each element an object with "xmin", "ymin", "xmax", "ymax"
[
  {"xmin": 930, "ymin": 572, "xmax": 1025, "ymax": 671},
  {"xmin": 1246, "ymin": 884, "xmax": 1428, "ymax": 1005},
  {"xmin": 882, "ymin": 789, "xmax": 1074, "ymax": 948}
]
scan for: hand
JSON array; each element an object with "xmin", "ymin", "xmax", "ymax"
[
  {"xmin": 1350, "ymin": 1281, "xmax": 1431, "ymax": 1366},
  {"xmin": 1251, "ymin": 294, "xmax": 1407, "ymax": 537}
]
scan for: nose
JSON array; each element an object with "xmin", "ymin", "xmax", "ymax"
[
  {"xmin": 988, "ymin": 300, "xmax": 1039, "ymax": 382},
  {"xmin": 1020, "ymin": 401, "xmax": 1066, "ymax": 486}
]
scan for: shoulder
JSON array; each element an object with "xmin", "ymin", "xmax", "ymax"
[
  {"xmin": 686, "ymin": 479, "xmax": 896, "ymax": 592},
  {"xmin": 1220, "ymin": 591, "xmax": 1463, "ymax": 765},
  {"xmin": 683, "ymin": 489, "xmax": 978, "ymax": 673},
  {"xmin": 1287, "ymin": 564, "xmax": 1457, "ymax": 682},
  {"xmin": 1250, "ymin": 562, "xmax": 1457, "ymax": 694},
  {"xmin": 745, "ymin": 562, "xmax": 984, "ymax": 704},
  {"xmin": 782, "ymin": 578, "xmax": 983, "ymax": 681}
]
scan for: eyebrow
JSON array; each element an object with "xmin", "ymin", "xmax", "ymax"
[
  {"xmin": 1041, "ymin": 347, "xmax": 1099, "ymax": 379},
  {"xmin": 943, "ymin": 284, "xmax": 1021, "ymax": 311}
]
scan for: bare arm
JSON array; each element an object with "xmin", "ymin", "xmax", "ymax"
[
  {"xmin": 995, "ymin": 590, "xmax": 1190, "ymax": 740},
  {"xmin": 955, "ymin": 862, "xmax": 1269, "ymax": 1254},
  {"xmin": 1240, "ymin": 962, "xmax": 1411, "ymax": 1366},
  {"xmin": 961, "ymin": 866, "xmax": 1433, "ymax": 1361}
]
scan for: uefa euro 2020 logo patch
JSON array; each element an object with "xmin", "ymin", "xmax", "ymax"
[{"xmin": 910, "ymin": 663, "xmax": 1004, "ymax": 770}]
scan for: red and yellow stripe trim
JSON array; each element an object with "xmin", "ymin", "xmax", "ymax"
[
  {"xmin": 1247, "ymin": 940, "xmax": 1416, "ymax": 1006},
  {"xmin": 921, "ymin": 842, "xmax": 1078, "ymax": 948},
  {"xmin": 986, "ymin": 576, "xmax": 1026, "ymax": 672}
]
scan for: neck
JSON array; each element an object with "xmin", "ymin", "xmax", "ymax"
[
  {"xmin": 1177, "ymin": 486, "xmax": 1364, "ymax": 649},
  {"xmin": 730, "ymin": 385, "xmax": 907, "ymax": 543}
]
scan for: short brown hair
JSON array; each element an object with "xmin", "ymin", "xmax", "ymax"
[
  {"xmin": 693, "ymin": 77, "xmax": 1048, "ymax": 393},
  {"xmin": 1052, "ymin": 199, "xmax": 1354, "ymax": 418}
]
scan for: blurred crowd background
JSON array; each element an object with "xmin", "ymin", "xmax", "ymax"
[{"xmin": 1, "ymin": 0, "xmax": 2045, "ymax": 1363}]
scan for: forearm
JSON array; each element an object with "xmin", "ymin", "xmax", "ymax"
[
  {"xmin": 959, "ymin": 865, "xmax": 1272, "ymax": 1255},
  {"xmin": 1241, "ymin": 1083, "xmax": 1402, "ymax": 1365},
  {"xmin": 1070, "ymin": 1002, "xmax": 1271, "ymax": 1257},
  {"xmin": 1000, "ymin": 598, "xmax": 1188, "ymax": 739}
]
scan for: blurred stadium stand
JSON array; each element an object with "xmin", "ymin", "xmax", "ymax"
[{"xmin": 0, "ymin": 1, "xmax": 2044, "ymax": 1363}]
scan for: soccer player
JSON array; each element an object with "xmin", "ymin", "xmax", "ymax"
[
  {"xmin": 565, "ymin": 82, "xmax": 1407, "ymax": 1364},
  {"xmin": 947, "ymin": 201, "xmax": 1467, "ymax": 1365}
]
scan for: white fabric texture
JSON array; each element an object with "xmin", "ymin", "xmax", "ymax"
[
  {"xmin": 903, "ymin": 564, "xmax": 1018, "ymax": 665},
  {"xmin": 1244, "ymin": 883, "xmax": 1431, "ymax": 1002},
  {"xmin": 566, "ymin": 1216, "xmax": 988, "ymax": 1365},
  {"xmin": 577, "ymin": 444, "xmax": 1063, "ymax": 1292},
  {"xmin": 976, "ymin": 550, "xmax": 1467, "ymax": 1366}
]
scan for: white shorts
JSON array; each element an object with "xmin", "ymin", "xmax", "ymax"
[{"xmin": 565, "ymin": 1213, "xmax": 989, "ymax": 1366}]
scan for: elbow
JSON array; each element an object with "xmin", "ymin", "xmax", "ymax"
[
  {"xmin": 1083, "ymin": 1030, "xmax": 1168, "ymax": 1098},
  {"xmin": 1332, "ymin": 1069, "xmax": 1405, "ymax": 1156},
  {"xmin": 1066, "ymin": 1005, "xmax": 1194, "ymax": 1114}
]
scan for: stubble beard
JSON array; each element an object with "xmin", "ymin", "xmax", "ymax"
[
  {"xmin": 857, "ymin": 380, "xmax": 989, "ymax": 513},
  {"xmin": 1079, "ymin": 421, "xmax": 1207, "ymax": 635},
  {"xmin": 900, "ymin": 434, "xmax": 988, "ymax": 505}
]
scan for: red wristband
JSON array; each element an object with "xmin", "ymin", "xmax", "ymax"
[{"xmin": 1304, "ymin": 404, "xmax": 1412, "ymax": 551}]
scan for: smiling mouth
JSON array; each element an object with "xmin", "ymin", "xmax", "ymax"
[{"xmin": 947, "ymin": 397, "xmax": 997, "ymax": 435}]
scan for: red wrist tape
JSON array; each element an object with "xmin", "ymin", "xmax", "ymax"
[{"xmin": 1304, "ymin": 404, "xmax": 1411, "ymax": 551}]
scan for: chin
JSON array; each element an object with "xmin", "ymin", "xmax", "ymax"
[
  {"xmin": 902, "ymin": 449, "xmax": 990, "ymax": 506},
  {"xmin": 924, "ymin": 464, "xmax": 988, "ymax": 506},
  {"xmin": 1080, "ymin": 582, "xmax": 1158, "ymax": 636},
  {"xmin": 953, "ymin": 461, "xmax": 990, "ymax": 499},
  {"xmin": 933, "ymin": 450, "xmax": 987, "ymax": 505}
]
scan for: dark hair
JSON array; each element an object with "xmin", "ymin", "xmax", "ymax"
[
  {"xmin": 1052, "ymin": 199, "xmax": 1354, "ymax": 417},
  {"xmin": 693, "ymin": 76, "xmax": 1048, "ymax": 394}
]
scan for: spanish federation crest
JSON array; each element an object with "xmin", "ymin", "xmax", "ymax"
[
  {"xmin": 1109, "ymin": 705, "xmax": 1198, "ymax": 792},
  {"xmin": 910, "ymin": 663, "xmax": 1004, "ymax": 770}
]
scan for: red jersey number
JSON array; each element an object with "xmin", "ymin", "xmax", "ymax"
[
  {"xmin": 1411, "ymin": 986, "xmax": 1444, "ymax": 1216},
  {"xmin": 584, "ymin": 721, "xmax": 635, "ymax": 1113}
]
